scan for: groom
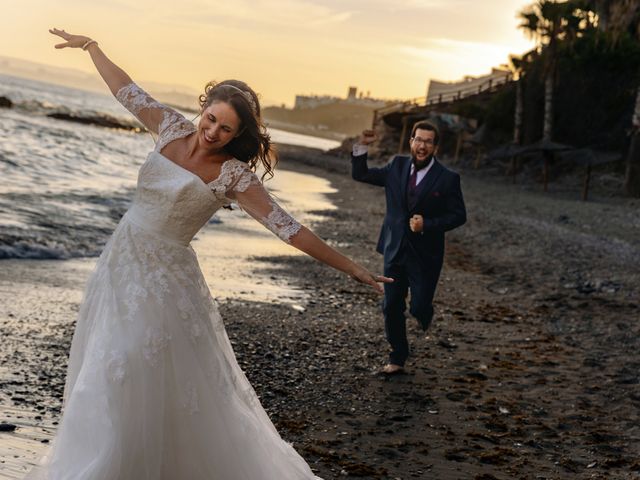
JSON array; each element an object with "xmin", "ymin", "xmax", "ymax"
[{"xmin": 351, "ymin": 121, "xmax": 466, "ymax": 374}]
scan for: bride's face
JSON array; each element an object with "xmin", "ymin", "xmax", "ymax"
[{"xmin": 198, "ymin": 101, "xmax": 242, "ymax": 151}]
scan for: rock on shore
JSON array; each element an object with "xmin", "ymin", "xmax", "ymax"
[
  {"xmin": 0, "ymin": 96, "xmax": 13, "ymax": 108},
  {"xmin": 45, "ymin": 111, "xmax": 140, "ymax": 130}
]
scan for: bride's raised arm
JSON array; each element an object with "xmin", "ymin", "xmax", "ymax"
[{"xmin": 49, "ymin": 28, "xmax": 168, "ymax": 135}]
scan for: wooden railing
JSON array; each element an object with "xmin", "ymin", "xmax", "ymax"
[
  {"xmin": 372, "ymin": 75, "xmax": 513, "ymax": 126},
  {"xmin": 426, "ymin": 75, "xmax": 513, "ymax": 106},
  {"xmin": 372, "ymin": 96, "xmax": 427, "ymax": 126}
]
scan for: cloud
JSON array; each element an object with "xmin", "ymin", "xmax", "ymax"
[
  {"xmin": 308, "ymin": 10, "xmax": 354, "ymax": 26},
  {"xmin": 336, "ymin": 0, "xmax": 467, "ymax": 11},
  {"xmin": 423, "ymin": 37, "xmax": 515, "ymax": 55},
  {"xmin": 399, "ymin": 37, "xmax": 518, "ymax": 79},
  {"xmin": 399, "ymin": 0, "xmax": 466, "ymax": 8},
  {"xmin": 162, "ymin": 0, "xmax": 353, "ymax": 29}
]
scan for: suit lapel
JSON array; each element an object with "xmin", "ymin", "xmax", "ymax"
[
  {"xmin": 398, "ymin": 156, "xmax": 412, "ymax": 211},
  {"xmin": 413, "ymin": 159, "xmax": 444, "ymax": 208}
]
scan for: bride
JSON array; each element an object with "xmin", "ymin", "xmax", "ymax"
[{"xmin": 27, "ymin": 28, "xmax": 392, "ymax": 480}]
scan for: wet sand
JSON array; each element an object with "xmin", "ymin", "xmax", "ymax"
[{"xmin": 2, "ymin": 145, "xmax": 640, "ymax": 479}]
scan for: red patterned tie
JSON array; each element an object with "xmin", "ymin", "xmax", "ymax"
[{"xmin": 409, "ymin": 167, "xmax": 418, "ymax": 194}]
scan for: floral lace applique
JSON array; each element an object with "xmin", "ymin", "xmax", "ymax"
[
  {"xmin": 208, "ymin": 160, "xmax": 255, "ymax": 204},
  {"xmin": 260, "ymin": 203, "xmax": 302, "ymax": 243},
  {"xmin": 209, "ymin": 160, "xmax": 302, "ymax": 243},
  {"xmin": 115, "ymin": 82, "xmax": 196, "ymax": 153},
  {"xmin": 112, "ymin": 232, "xmax": 173, "ymax": 324},
  {"xmin": 182, "ymin": 382, "xmax": 200, "ymax": 415},
  {"xmin": 156, "ymin": 118, "xmax": 196, "ymax": 152},
  {"xmin": 143, "ymin": 327, "xmax": 172, "ymax": 367},
  {"xmin": 233, "ymin": 168, "xmax": 262, "ymax": 192},
  {"xmin": 106, "ymin": 350, "xmax": 127, "ymax": 384},
  {"xmin": 115, "ymin": 83, "xmax": 164, "ymax": 115}
]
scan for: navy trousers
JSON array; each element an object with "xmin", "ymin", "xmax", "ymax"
[{"xmin": 382, "ymin": 250, "xmax": 442, "ymax": 366}]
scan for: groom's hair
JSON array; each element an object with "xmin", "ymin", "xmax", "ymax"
[{"xmin": 411, "ymin": 121, "xmax": 440, "ymax": 145}]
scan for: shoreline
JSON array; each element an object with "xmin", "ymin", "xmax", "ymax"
[
  {"xmin": 265, "ymin": 119, "xmax": 348, "ymax": 142},
  {"xmin": 1, "ymin": 144, "xmax": 639, "ymax": 479}
]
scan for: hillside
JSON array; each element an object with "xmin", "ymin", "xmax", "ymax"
[{"xmin": 263, "ymin": 102, "xmax": 381, "ymax": 139}]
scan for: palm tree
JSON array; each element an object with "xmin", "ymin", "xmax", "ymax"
[
  {"xmin": 624, "ymin": 83, "xmax": 640, "ymax": 196},
  {"xmin": 608, "ymin": 0, "xmax": 640, "ymax": 42},
  {"xmin": 595, "ymin": 0, "xmax": 640, "ymax": 195},
  {"xmin": 509, "ymin": 55, "xmax": 526, "ymax": 146},
  {"xmin": 580, "ymin": 0, "xmax": 640, "ymax": 195},
  {"xmin": 507, "ymin": 55, "xmax": 527, "ymax": 181},
  {"xmin": 519, "ymin": 0, "xmax": 593, "ymax": 141},
  {"xmin": 519, "ymin": 0, "xmax": 595, "ymax": 189}
]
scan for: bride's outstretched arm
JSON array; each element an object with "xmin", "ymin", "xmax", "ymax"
[
  {"xmin": 229, "ymin": 170, "xmax": 393, "ymax": 294},
  {"xmin": 288, "ymin": 226, "xmax": 392, "ymax": 294},
  {"xmin": 49, "ymin": 28, "xmax": 131, "ymax": 96},
  {"xmin": 49, "ymin": 28, "xmax": 167, "ymax": 134}
]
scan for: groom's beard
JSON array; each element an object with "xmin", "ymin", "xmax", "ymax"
[{"xmin": 413, "ymin": 155, "xmax": 433, "ymax": 171}]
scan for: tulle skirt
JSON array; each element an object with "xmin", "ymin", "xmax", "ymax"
[{"xmin": 26, "ymin": 216, "xmax": 321, "ymax": 479}]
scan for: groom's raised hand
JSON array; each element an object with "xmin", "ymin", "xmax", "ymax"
[{"xmin": 359, "ymin": 129, "xmax": 377, "ymax": 145}]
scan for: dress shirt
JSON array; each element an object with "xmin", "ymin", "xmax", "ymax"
[{"xmin": 353, "ymin": 144, "xmax": 434, "ymax": 186}]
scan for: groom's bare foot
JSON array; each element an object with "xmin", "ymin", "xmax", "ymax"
[{"xmin": 380, "ymin": 363, "xmax": 405, "ymax": 375}]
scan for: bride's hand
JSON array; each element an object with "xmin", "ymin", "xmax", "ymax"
[
  {"xmin": 49, "ymin": 28, "xmax": 92, "ymax": 49},
  {"xmin": 350, "ymin": 266, "xmax": 393, "ymax": 294}
]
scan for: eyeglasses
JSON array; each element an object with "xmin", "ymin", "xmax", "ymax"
[{"xmin": 411, "ymin": 137, "xmax": 435, "ymax": 146}]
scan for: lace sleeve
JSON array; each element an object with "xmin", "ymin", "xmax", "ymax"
[
  {"xmin": 115, "ymin": 83, "xmax": 195, "ymax": 150},
  {"xmin": 215, "ymin": 161, "xmax": 302, "ymax": 243}
]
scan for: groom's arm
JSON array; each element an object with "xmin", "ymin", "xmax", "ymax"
[
  {"xmin": 350, "ymin": 129, "xmax": 389, "ymax": 186},
  {"xmin": 351, "ymin": 145, "xmax": 389, "ymax": 187},
  {"xmin": 422, "ymin": 173, "xmax": 467, "ymax": 232}
]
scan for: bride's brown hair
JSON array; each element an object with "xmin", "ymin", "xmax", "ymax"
[{"xmin": 199, "ymin": 80, "xmax": 276, "ymax": 180}]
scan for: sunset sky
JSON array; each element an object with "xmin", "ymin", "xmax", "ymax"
[{"xmin": 2, "ymin": 0, "xmax": 535, "ymax": 106}]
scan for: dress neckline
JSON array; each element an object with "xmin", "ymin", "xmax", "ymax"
[{"xmin": 154, "ymin": 151, "xmax": 240, "ymax": 189}]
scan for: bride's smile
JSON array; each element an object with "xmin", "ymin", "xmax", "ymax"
[{"xmin": 198, "ymin": 101, "xmax": 240, "ymax": 151}]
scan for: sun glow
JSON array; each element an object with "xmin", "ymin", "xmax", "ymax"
[{"xmin": 1, "ymin": 0, "xmax": 535, "ymax": 106}]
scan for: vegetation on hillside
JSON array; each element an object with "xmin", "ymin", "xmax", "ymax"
[{"xmin": 377, "ymin": 0, "xmax": 640, "ymax": 196}]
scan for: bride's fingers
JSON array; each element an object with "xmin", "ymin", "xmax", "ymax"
[
  {"xmin": 49, "ymin": 28, "xmax": 70, "ymax": 40},
  {"xmin": 375, "ymin": 275, "xmax": 394, "ymax": 284},
  {"xmin": 352, "ymin": 271, "xmax": 393, "ymax": 294},
  {"xmin": 49, "ymin": 28, "xmax": 72, "ymax": 49},
  {"xmin": 368, "ymin": 279, "xmax": 384, "ymax": 294},
  {"xmin": 366, "ymin": 275, "xmax": 392, "ymax": 294}
]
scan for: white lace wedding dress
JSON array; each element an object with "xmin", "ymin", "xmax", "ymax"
[{"xmin": 26, "ymin": 84, "xmax": 322, "ymax": 479}]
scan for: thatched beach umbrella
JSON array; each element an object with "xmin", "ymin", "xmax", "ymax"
[
  {"xmin": 486, "ymin": 142, "xmax": 529, "ymax": 182},
  {"xmin": 557, "ymin": 148, "xmax": 622, "ymax": 201},
  {"xmin": 486, "ymin": 142, "xmax": 527, "ymax": 160},
  {"xmin": 518, "ymin": 139, "xmax": 573, "ymax": 191},
  {"xmin": 465, "ymin": 124, "xmax": 487, "ymax": 169}
]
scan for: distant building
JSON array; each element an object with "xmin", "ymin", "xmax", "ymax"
[
  {"xmin": 294, "ymin": 86, "xmax": 388, "ymax": 110},
  {"xmin": 294, "ymin": 94, "xmax": 340, "ymax": 109},
  {"xmin": 426, "ymin": 68, "xmax": 512, "ymax": 104}
]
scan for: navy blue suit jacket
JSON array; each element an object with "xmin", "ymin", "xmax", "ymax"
[{"xmin": 352, "ymin": 153, "xmax": 466, "ymax": 267}]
